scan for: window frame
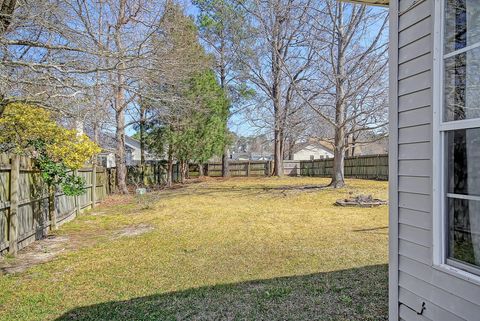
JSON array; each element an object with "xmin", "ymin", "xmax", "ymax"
[{"xmin": 433, "ymin": 0, "xmax": 480, "ymax": 282}]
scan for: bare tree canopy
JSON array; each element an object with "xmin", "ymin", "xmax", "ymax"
[
  {"xmin": 0, "ymin": 0, "xmax": 16, "ymax": 34},
  {"xmin": 0, "ymin": 0, "xmax": 388, "ymax": 190},
  {"xmin": 234, "ymin": 0, "xmax": 388, "ymax": 185}
]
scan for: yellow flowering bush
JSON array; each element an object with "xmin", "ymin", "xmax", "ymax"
[
  {"xmin": 0, "ymin": 103, "xmax": 62, "ymax": 154},
  {"xmin": 0, "ymin": 103, "xmax": 101, "ymax": 195},
  {"xmin": 49, "ymin": 130, "xmax": 101, "ymax": 170}
]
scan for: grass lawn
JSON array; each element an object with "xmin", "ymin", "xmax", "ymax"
[{"xmin": 0, "ymin": 177, "xmax": 389, "ymax": 321}]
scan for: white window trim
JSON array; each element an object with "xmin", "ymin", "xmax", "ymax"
[{"xmin": 432, "ymin": 0, "xmax": 480, "ymax": 284}]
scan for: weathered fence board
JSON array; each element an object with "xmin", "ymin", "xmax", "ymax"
[
  {"xmin": 0, "ymin": 155, "xmax": 108, "ymax": 254},
  {"xmin": 283, "ymin": 160, "xmax": 301, "ymax": 176},
  {"xmin": 1, "ymin": 154, "xmax": 388, "ymax": 254},
  {"xmin": 128, "ymin": 156, "xmax": 389, "ymax": 181},
  {"xmin": 299, "ymin": 154, "xmax": 388, "ymax": 180}
]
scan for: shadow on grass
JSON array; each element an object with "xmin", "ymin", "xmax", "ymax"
[
  {"xmin": 155, "ymin": 186, "xmax": 274, "ymax": 200},
  {"xmin": 352, "ymin": 227, "xmax": 389, "ymax": 235},
  {"xmin": 56, "ymin": 264, "xmax": 388, "ymax": 321},
  {"xmin": 156, "ymin": 183, "xmax": 332, "ymax": 201}
]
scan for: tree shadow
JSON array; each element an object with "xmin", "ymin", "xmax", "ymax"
[
  {"xmin": 155, "ymin": 183, "xmax": 332, "ymax": 201},
  {"xmin": 55, "ymin": 264, "xmax": 388, "ymax": 321},
  {"xmin": 154, "ymin": 186, "xmax": 276, "ymax": 200},
  {"xmin": 352, "ymin": 226, "xmax": 389, "ymax": 235}
]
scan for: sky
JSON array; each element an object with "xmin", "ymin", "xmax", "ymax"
[{"xmin": 127, "ymin": 1, "xmax": 389, "ymax": 139}]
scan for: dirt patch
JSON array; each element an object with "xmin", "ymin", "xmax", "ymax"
[
  {"xmin": 0, "ymin": 235, "xmax": 69, "ymax": 274},
  {"xmin": 98, "ymin": 195, "xmax": 134, "ymax": 208},
  {"xmin": 112, "ymin": 224, "xmax": 154, "ymax": 239},
  {"xmin": 0, "ymin": 223, "xmax": 154, "ymax": 275},
  {"xmin": 335, "ymin": 195, "xmax": 387, "ymax": 207}
]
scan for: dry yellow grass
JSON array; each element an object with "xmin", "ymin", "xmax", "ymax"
[{"xmin": 0, "ymin": 177, "xmax": 388, "ymax": 321}]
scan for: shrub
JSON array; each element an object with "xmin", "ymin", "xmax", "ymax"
[{"xmin": 0, "ymin": 103, "xmax": 101, "ymax": 195}]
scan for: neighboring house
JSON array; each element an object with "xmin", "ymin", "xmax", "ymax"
[
  {"xmin": 348, "ymin": 0, "xmax": 480, "ymax": 320},
  {"xmin": 97, "ymin": 134, "xmax": 160, "ymax": 168},
  {"xmin": 290, "ymin": 141, "xmax": 334, "ymax": 160},
  {"xmin": 349, "ymin": 138, "xmax": 389, "ymax": 156},
  {"xmin": 231, "ymin": 134, "xmax": 273, "ymax": 159},
  {"xmin": 97, "ymin": 151, "xmax": 117, "ymax": 168}
]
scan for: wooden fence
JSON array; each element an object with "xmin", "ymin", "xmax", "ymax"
[
  {"xmin": 123, "ymin": 156, "xmax": 388, "ymax": 182},
  {"xmin": 0, "ymin": 154, "xmax": 108, "ymax": 254},
  {"xmin": 204, "ymin": 161, "xmax": 272, "ymax": 177},
  {"xmin": 0, "ymin": 154, "xmax": 387, "ymax": 254},
  {"xmin": 289, "ymin": 154, "xmax": 389, "ymax": 180},
  {"xmin": 113, "ymin": 161, "xmax": 273, "ymax": 187}
]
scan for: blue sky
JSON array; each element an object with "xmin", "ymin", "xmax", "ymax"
[{"xmin": 127, "ymin": 2, "xmax": 389, "ymax": 139}]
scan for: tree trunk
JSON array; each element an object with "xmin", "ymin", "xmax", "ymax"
[
  {"xmin": 271, "ymin": 14, "xmax": 284, "ymax": 177},
  {"xmin": 139, "ymin": 103, "xmax": 146, "ymax": 166},
  {"xmin": 115, "ymin": 107, "xmax": 128, "ymax": 194},
  {"xmin": 198, "ymin": 163, "xmax": 204, "ymax": 177},
  {"xmin": 273, "ymin": 128, "xmax": 284, "ymax": 176},
  {"xmin": 221, "ymin": 147, "xmax": 229, "ymax": 177},
  {"xmin": 219, "ymin": 39, "xmax": 231, "ymax": 178},
  {"xmin": 331, "ymin": 128, "xmax": 346, "ymax": 188},
  {"xmin": 113, "ymin": 1, "xmax": 129, "ymax": 194},
  {"xmin": 139, "ymin": 103, "xmax": 146, "ymax": 185},
  {"xmin": 0, "ymin": 0, "xmax": 16, "ymax": 34},
  {"xmin": 330, "ymin": 4, "xmax": 346, "ymax": 189},
  {"xmin": 167, "ymin": 144, "xmax": 173, "ymax": 187},
  {"xmin": 179, "ymin": 160, "xmax": 186, "ymax": 184}
]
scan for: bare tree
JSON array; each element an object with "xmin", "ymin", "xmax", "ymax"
[
  {"xmin": 239, "ymin": 0, "xmax": 314, "ymax": 176},
  {"xmin": 0, "ymin": 0, "xmax": 16, "ymax": 35},
  {"xmin": 295, "ymin": 1, "xmax": 388, "ymax": 187},
  {"xmin": 0, "ymin": 0, "xmax": 167, "ymax": 193}
]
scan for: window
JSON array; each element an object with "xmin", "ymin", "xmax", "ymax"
[{"xmin": 438, "ymin": 0, "xmax": 480, "ymax": 275}]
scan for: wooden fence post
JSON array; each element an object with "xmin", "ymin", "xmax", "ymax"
[
  {"xmin": 8, "ymin": 155, "xmax": 20, "ymax": 255},
  {"xmin": 91, "ymin": 165, "xmax": 97, "ymax": 209},
  {"xmin": 74, "ymin": 170, "xmax": 80, "ymax": 215},
  {"xmin": 48, "ymin": 185, "xmax": 57, "ymax": 231},
  {"xmin": 246, "ymin": 162, "xmax": 250, "ymax": 177}
]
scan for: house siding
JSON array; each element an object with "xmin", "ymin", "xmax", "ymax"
[
  {"xmin": 292, "ymin": 145, "xmax": 333, "ymax": 161},
  {"xmin": 391, "ymin": 0, "xmax": 480, "ymax": 320}
]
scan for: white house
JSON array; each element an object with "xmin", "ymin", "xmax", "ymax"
[
  {"xmin": 290, "ymin": 142, "xmax": 334, "ymax": 161},
  {"xmin": 347, "ymin": 0, "xmax": 480, "ymax": 320},
  {"xmin": 97, "ymin": 135, "xmax": 160, "ymax": 168}
]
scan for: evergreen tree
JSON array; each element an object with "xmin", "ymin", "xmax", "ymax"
[
  {"xmin": 193, "ymin": 0, "xmax": 247, "ymax": 177},
  {"xmin": 141, "ymin": 1, "xmax": 229, "ymax": 185}
]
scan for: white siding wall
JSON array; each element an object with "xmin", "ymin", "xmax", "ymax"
[
  {"xmin": 292, "ymin": 145, "xmax": 333, "ymax": 160},
  {"xmin": 392, "ymin": 0, "xmax": 480, "ymax": 320}
]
